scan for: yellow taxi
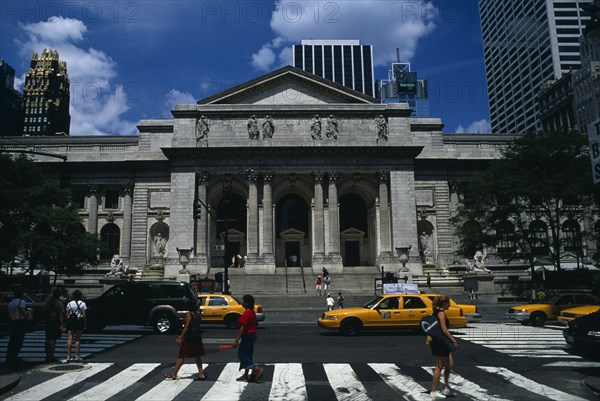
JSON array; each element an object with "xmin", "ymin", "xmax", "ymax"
[
  {"xmin": 423, "ymin": 293, "xmax": 482, "ymax": 322},
  {"xmin": 506, "ymin": 293, "xmax": 599, "ymax": 326},
  {"xmin": 557, "ymin": 303, "xmax": 600, "ymax": 325},
  {"xmin": 197, "ymin": 294, "xmax": 265, "ymax": 328},
  {"xmin": 317, "ymin": 293, "xmax": 467, "ymax": 336}
]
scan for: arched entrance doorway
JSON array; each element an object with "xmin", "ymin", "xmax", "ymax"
[
  {"xmin": 214, "ymin": 194, "xmax": 246, "ymax": 267},
  {"xmin": 339, "ymin": 193, "xmax": 369, "ymax": 266},
  {"xmin": 276, "ymin": 194, "xmax": 309, "ymax": 266}
]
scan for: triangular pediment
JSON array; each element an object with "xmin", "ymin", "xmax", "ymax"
[
  {"xmin": 340, "ymin": 228, "xmax": 366, "ymax": 239},
  {"xmin": 280, "ymin": 228, "xmax": 306, "ymax": 239},
  {"xmin": 199, "ymin": 66, "xmax": 378, "ymax": 105}
]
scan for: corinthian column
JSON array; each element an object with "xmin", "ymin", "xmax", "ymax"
[
  {"xmin": 247, "ymin": 170, "xmax": 259, "ymax": 257},
  {"xmin": 88, "ymin": 185, "xmax": 99, "ymax": 235},
  {"xmin": 313, "ymin": 173, "xmax": 325, "ymax": 259},
  {"xmin": 262, "ymin": 173, "xmax": 274, "ymax": 257},
  {"xmin": 121, "ymin": 182, "xmax": 134, "ymax": 264},
  {"xmin": 378, "ymin": 171, "xmax": 393, "ymax": 257},
  {"xmin": 328, "ymin": 173, "xmax": 341, "ymax": 258}
]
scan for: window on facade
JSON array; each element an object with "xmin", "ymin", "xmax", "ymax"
[
  {"xmin": 276, "ymin": 194, "xmax": 308, "ymax": 236},
  {"xmin": 100, "ymin": 223, "xmax": 120, "ymax": 260},
  {"xmin": 72, "ymin": 188, "xmax": 86, "ymax": 209},
  {"xmin": 496, "ymin": 221, "xmax": 516, "ymax": 257},
  {"xmin": 562, "ymin": 219, "xmax": 581, "ymax": 253},
  {"xmin": 104, "ymin": 189, "xmax": 119, "ymax": 209},
  {"xmin": 529, "ymin": 220, "xmax": 549, "ymax": 256}
]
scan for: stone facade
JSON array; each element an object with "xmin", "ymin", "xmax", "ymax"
[{"xmin": 0, "ymin": 66, "xmax": 527, "ymax": 279}]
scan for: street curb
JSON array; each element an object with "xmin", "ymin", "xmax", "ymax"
[
  {"xmin": 584, "ymin": 376, "xmax": 600, "ymax": 395},
  {"xmin": 0, "ymin": 371, "xmax": 21, "ymax": 395}
]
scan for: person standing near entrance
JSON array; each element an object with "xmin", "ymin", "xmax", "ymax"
[{"xmin": 426, "ymin": 273, "xmax": 432, "ymax": 288}]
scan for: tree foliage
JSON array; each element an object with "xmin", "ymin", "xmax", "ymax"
[
  {"xmin": 0, "ymin": 154, "xmax": 100, "ymax": 276},
  {"xmin": 451, "ymin": 131, "xmax": 594, "ymax": 272}
]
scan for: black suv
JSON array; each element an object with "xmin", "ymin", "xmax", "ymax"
[{"xmin": 86, "ymin": 281, "xmax": 198, "ymax": 334}]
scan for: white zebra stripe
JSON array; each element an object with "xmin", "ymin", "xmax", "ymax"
[
  {"xmin": 477, "ymin": 366, "xmax": 589, "ymax": 401},
  {"xmin": 324, "ymin": 363, "xmax": 371, "ymax": 401},
  {"xmin": 67, "ymin": 363, "xmax": 160, "ymax": 401},
  {"xmin": 136, "ymin": 364, "xmax": 208, "ymax": 401},
  {"xmin": 368, "ymin": 363, "xmax": 430, "ymax": 401},
  {"xmin": 4, "ymin": 363, "xmax": 113, "ymax": 401},
  {"xmin": 201, "ymin": 362, "xmax": 248, "ymax": 401},
  {"xmin": 268, "ymin": 363, "xmax": 307, "ymax": 401},
  {"xmin": 544, "ymin": 361, "xmax": 600, "ymax": 367},
  {"xmin": 421, "ymin": 366, "xmax": 511, "ymax": 401}
]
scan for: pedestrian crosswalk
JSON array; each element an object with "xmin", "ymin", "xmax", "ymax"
[
  {"xmin": 0, "ymin": 330, "xmax": 142, "ymax": 362},
  {"xmin": 2, "ymin": 361, "xmax": 594, "ymax": 401},
  {"xmin": 454, "ymin": 322, "xmax": 583, "ymax": 361}
]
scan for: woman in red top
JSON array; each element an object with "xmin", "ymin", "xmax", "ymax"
[{"xmin": 232, "ymin": 294, "xmax": 263, "ymax": 382}]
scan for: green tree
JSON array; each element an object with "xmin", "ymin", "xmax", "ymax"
[
  {"xmin": 451, "ymin": 131, "xmax": 594, "ymax": 276},
  {"xmin": 0, "ymin": 154, "xmax": 100, "ymax": 279}
]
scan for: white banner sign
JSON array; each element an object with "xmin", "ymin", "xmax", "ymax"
[
  {"xmin": 383, "ymin": 283, "xmax": 420, "ymax": 294},
  {"xmin": 588, "ymin": 118, "xmax": 600, "ymax": 184}
]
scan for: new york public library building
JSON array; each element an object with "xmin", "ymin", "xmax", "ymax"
[{"xmin": 1, "ymin": 66, "xmax": 529, "ymax": 288}]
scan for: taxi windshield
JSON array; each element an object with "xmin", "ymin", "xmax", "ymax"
[
  {"xmin": 363, "ymin": 296, "xmax": 383, "ymax": 309},
  {"xmin": 542, "ymin": 296, "xmax": 559, "ymax": 304}
]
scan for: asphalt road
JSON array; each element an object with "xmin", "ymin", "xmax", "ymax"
[{"xmin": 1, "ymin": 320, "xmax": 598, "ymax": 400}]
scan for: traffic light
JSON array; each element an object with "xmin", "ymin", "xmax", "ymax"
[{"xmin": 193, "ymin": 199, "xmax": 202, "ymax": 220}]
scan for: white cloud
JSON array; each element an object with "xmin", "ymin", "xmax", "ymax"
[
  {"xmin": 252, "ymin": 0, "xmax": 438, "ymax": 71},
  {"xmin": 163, "ymin": 89, "xmax": 196, "ymax": 117},
  {"xmin": 15, "ymin": 17, "xmax": 137, "ymax": 136},
  {"xmin": 251, "ymin": 45, "xmax": 277, "ymax": 71},
  {"xmin": 455, "ymin": 119, "xmax": 491, "ymax": 134}
]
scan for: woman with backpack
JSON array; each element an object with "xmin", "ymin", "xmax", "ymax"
[
  {"xmin": 65, "ymin": 289, "xmax": 87, "ymax": 362},
  {"xmin": 164, "ymin": 299, "xmax": 206, "ymax": 380}
]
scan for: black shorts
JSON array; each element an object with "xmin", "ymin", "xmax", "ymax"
[
  {"xmin": 431, "ymin": 338, "xmax": 451, "ymax": 357},
  {"xmin": 66, "ymin": 317, "xmax": 85, "ymax": 332}
]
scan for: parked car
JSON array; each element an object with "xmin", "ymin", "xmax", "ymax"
[
  {"xmin": 558, "ymin": 303, "xmax": 600, "ymax": 325},
  {"xmin": 86, "ymin": 281, "xmax": 198, "ymax": 334},
  {"xmin": 506, "ymin": 293, "xmax": 599, "ymax": 326},
  {"xmin": 318, "ymin": 293, "xmax": 467, "ymax": 336},
  {"xmin": 0, "ymin": 291, "xmax": 46, "ymax": 323},
  {"xmin": 563, "ymin": 310, "xmax": 600, "ymax": 353},
  {"xmin": 197, "ymin": 294, "xmax": 265, "ymax": 328},
  {"xmin": 424, "ymin": 293, "xmax": 482, "ymax": 322}
]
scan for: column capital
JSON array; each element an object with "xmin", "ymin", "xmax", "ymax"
[
  {"xmin": 328, "ymin": 172, "xmax": 338, "ymax": 183},
  {"xmin": 88, "ymin": 184, "xmax": 99, "ymax": 193},
  {"xmin": 197, "ymin": 171, "xmax": 210, "ymax": 184},
  {"xmin": 263, "ymin": 172, "xmax": 274, "ymax": 183},
  {"xmin": 378, "ymin": 171, "xmax": 390, "ymax": 182},
  {"xmin": 314, "ymin": 172, "xmax": 324, "ymax": 184},
  {"xmin": 247, "ymin": 170, "xmax": 258, "ymax": 183},
  {"xmin": 123, "ymin": 182, "xmax": 134, "ymax": 193}
]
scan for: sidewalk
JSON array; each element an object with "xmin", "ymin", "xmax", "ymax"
[{"xmin": 0, "ymin": 367, "xmax": 20, "ymax": 396}]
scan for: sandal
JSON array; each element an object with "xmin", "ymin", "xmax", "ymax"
[
  {"xmin": 164, "ymin": 374, "xmax": 177, "ymax": 380},
  {"xmin": 194, "ymin": 375, "xmax": 207, "ymax": 381},
  {"xmin": 236, "ymin": 375, "xmax": 248, "ymax": 382}
]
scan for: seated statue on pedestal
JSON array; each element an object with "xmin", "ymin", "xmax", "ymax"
[{"xmin": 466, "ymin": 250, "xmax": 491, "ymax": 274}]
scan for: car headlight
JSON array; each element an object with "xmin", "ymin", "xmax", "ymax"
[
  {"xmin": 587, "ymin": 331, "xmax": 600, "ymax": 337},
  {"xmin": 322, "ymin": 315, "xmax": 339, "ymax": 320}
]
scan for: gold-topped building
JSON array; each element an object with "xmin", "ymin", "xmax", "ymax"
[{"xmin": 23, "ymin": 49, "xmax": 70, "ymax": 136}]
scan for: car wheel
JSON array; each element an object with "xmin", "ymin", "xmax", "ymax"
[
  {"xmin": 340, "ymin": 318, "xmax": 362, "ymax": 336},
  {"xmin": 153, "ymin": 313, "xmax": 176, "ymax": 334},
  {"xmin": 224, "ymin": 314, "xmax": 240, "ymax": 329},
  {"xmin": 530, "ymin": 312, "xmax": 547, "ymax": 327}
]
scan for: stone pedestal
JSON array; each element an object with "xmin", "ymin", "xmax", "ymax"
[
  {"xmin": 177, "ymin": 269, "xmax": 191, "ymax": 283},
  {"xmin": 463, "ymin": 273, "xmax": 497, "ymax": 303}
]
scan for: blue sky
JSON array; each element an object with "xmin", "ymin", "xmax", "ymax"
[{"xmin": 0, "ymin": 0, "xmax": 491, "ymax": 135}]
